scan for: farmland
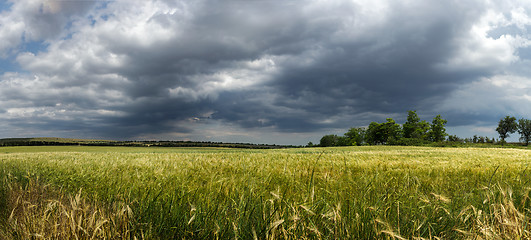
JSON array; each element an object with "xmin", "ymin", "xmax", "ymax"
[{"xmin": 0, "ymin": 146, "xmax": 530, "ymax": 239}]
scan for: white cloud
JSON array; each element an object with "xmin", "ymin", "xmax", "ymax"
[
  {"xmin": 0, "ymin": 6, "xmax": 25, "ymax": 56},
  {"xmin": 438, "ymin": 74, "xmax": 531, "ymax": 119},
  {"xmin": 436, "ymin": 9, "xmax": 529, "ymax": 72},
  {"xmin": 0, "ymin": 71, "xmax": 130, "ymax": 124},
  {"xmin": 0, "ymin": 0, "xmax": 97, "ymax": 57}
]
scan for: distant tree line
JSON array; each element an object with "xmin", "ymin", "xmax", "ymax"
[
  {"xmin": 315, "ymin": 111, "xmax": 531, "ymax": 147},
  {"xmin": 0, "ymin": 138, "xmax": 299, "ymax": 149},
  {"xmin": 316, "ymin": 111, "xmax": 449, "ymax": 147}
]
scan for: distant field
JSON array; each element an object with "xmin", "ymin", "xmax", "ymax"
[{"xmin": 1, "ymin": 146, "xmax": 530, "ymax": 239}]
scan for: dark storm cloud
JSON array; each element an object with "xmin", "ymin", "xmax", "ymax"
[
  {"xmin": 208, "ymin": 0, "xmax": 493, "ymax": 130},
  {"xmin": 211, "ymin": 91, "xmax": 328, "ymax": 131},
  {"xmin": 64, "ymin": 0, "xmax": 330, "ymax": 136},
  {"xmin": 100, "ymin": 98, "xmax": 211, "ymax": 137}
]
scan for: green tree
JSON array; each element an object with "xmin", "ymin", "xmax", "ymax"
[
  {"xmin": 403, "ymin": 110, "xmax": 430, "ymax": 140},
  {"xmin": 415, "ymin": 121, "xmax": 430, "ymax": 140},
  {"xmin": 382, "ymin": 118, "xmax": 402, "ymax": 144},
  {"xmin": 429, "ymin": 115, "xmax": 447, "ymax": 142},
  {"xmin": 496, "ymin": 116, "xmax": 517, "ymax": 144},
  {"xmin": 365, "ymin": 118, "xmax": 402, "ymax": 145},
  {"xmin": 345, "ymin": 127, "xmax": 366, "ymax": 146},
  {"xmin": 403, "ymin": 110, "xmax": 420, "ymax": 138},
  {"xmin": 517, "ymin": 118, "xmax": 531, "ymax": 146},
  {"xmin": 336, "ymin": 136, "xmax": 352, "ymax": 146},
  {"xmin": 319, "ymin": 134, "xmax": 339, "ymax": 147},
  {"xmin": 366, "ymin": 122, "xmax": 384, "ymax": 145}
]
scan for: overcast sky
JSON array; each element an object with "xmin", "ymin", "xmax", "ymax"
[{"xmin": 0, "ymin": 0, "xmax": 530, "ymax": 145}]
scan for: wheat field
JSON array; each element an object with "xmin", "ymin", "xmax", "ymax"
[{"xmin": 0, "ymin": 146, "xmax": 530, "ymax": 239}]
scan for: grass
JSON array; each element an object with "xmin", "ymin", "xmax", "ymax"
[
  {"xmin": 0, "ymin": 146, "xmax": 530, "ymax": 239},
  {"xmin": 0, "ymin": 176, "xmax": 134, "ymax": 239}
]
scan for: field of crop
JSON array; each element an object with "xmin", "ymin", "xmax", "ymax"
[{"xmin": 0, "ymin": 146, "xmax": 530, "ymax": 239}]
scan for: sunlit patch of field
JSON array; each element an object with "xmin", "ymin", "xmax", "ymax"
[{"xmin": 0, "ymin": 146, "xmax": 530, "ymax": 239}]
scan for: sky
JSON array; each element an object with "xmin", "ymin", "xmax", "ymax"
[{"xmin": 0, "ymin": 0, "xmax": 530, "ymax": 145}]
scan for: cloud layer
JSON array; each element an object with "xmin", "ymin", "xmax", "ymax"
[{"xmin": 1, "ymin": 0, "xmax": 530, "ymax": 144}]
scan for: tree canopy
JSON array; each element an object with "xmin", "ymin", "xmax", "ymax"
[
  {"xmin": 403, "ymin": 110, "xmax": 430, "ymax": 140},
  {"xmin": 517, "ymin": 118, "xmax": 531, "ymax": 146},
  {"xmin": 365, "ymin": 118, "xmax": 401, "ymax": 145},
  {"xmin": 429, "ymin": 114, "xmax": 448, "ymax": 142},
  {"xmin": 318, "ymin": 111, "xmax": 448, "ymax": 147},
  {"xmin": 496, "ymin": 116, "xmax": 518, "ymax": 144}
]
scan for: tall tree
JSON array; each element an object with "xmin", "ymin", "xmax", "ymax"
[
  {"xmin": 345, "ymin": 127, "xmax": 366, "ymax": 146},
  {"xmin": 517, "ymin": 118, "xmax": 531, "ymax": 146},
  {"xmin": 415, "ymin": 121, "xmax": 430, "ymax": 140},
  {"xmin": 403, "ymin": 110, "xmax": 420, "ymax": 138},
  {"xmin": 496, "ymin": 116, "xmax": 517, "ymax": 144},
  {"xmin": 365, "ymin": 118, "xmax": 402, "ymax": 145},
  {"xmin": 382, "ymin": 118, "xmax": 402, "ymax": 144},
  {"xmin": 336, "ymin": 136, "xmax": 352, "ymax": 146},
  {"xmin": 365, "ymin": 122, "xmax": 383, "ymax": 145},
  {"xmin": 429, "ymin": 115, "xmax": 447, "ymax": 142},
  {"xmin": 319, "ymin": 134, "xmax": 339, "ymax": 147},
  {"xmin": 403, "ymin": 110, "xmax": 430, "ymax": 139}
]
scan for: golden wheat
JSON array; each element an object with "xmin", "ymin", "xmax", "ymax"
[
  {"xmin": 0, "ymin": 146, "xmax": 529, "ymax": 239},
  {"xmin": 0, "ymin": 176, "xmax": 137, "ymax": 240}
]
